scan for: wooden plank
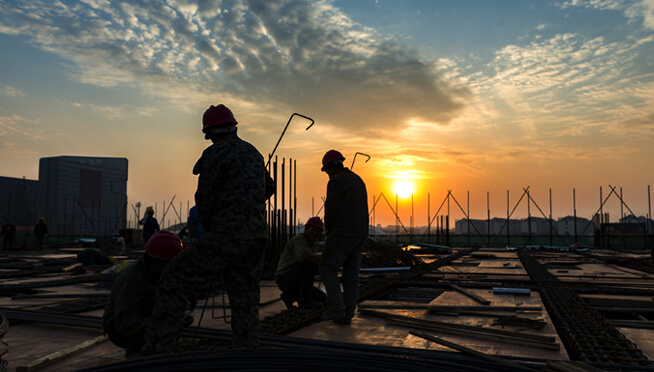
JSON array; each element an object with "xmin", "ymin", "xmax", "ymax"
[
  {"xmin": 450, "ymin": 284, "xmax": 491, "ymax": 305},
  {"xmin": 393, "ymin": 319, "xmax": 560, "ymax": 350},
  {"xmin": 17, "ymin": 335, "xmax": 108, "ymax": 372},
  {"xmin": 410, "ymin": 331, "xmax": 535, "ymax": 371},
  {"xmin": 358, "ymin": 303, "xmax": 541, "ymax": 312},
  {"xmin": 360, "ymin": 309, "xmax": 554, "ymax": 342}
]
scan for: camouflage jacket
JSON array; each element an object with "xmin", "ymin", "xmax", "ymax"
[
  {"xmin": 324, "ymin": 167, "xmax": 369, "ymax": 238},
  {"xmin": 193, "ymin": 134, "xmax": 274, "ymax": 240}
]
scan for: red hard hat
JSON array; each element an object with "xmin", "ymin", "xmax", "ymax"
[
  {"xmin": 145, "ymin": 231, "xmax": 183, "ymax": 262},
  {"xmin": 202, "ymin": 104, "xmax": 238, "ymax": 133},
  {"xmin": 305, "ymin": 217, "xmax": 324, "ymax": 232},
  {"xmin": 321, "ymin": 150, "xmax": 345, "ymax": 171}
]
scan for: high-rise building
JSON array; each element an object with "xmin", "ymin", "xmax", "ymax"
[{"xmin": 38, "ymin": 156, "xmax": 128, "ymax": 235}]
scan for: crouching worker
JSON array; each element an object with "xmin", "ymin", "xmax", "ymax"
[
  {"xmin": 103, "ymin": 231, "xmax": 188, "ymax": 357},
  {"xmin": 275, "ymin": 217, "xmax": 327, "ymax": 310}
]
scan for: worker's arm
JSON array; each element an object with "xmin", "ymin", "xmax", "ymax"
[
  {"xmin": 111, "ymin": 274, "xmax": 152, "ymax": 338},
  {"xmin": 291, "ymin": 236, "xmax": 320, "ymax": 264}
]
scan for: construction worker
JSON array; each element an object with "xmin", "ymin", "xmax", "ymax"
[
  {"xmin": 33, "ymin": 217, "xmax": 47, "ymax": 250},
  {"xmin": 76, "ymin": 248, "xmax": 112, "ymax": 266},
  {"xmin": 1, "ymin": 218, "xmax": 16, "ymax": 251},
  {"xmin": 275, "ymin": 217, "xmax": 327, "ymax": 310},
  {"xmin": 139, "ymin": 207, "xmax": 160, "ymax": 244},
  {"xmin": 319, "ymin": 150, "xmax": 369, "ymax": 325},
  {"xmin": 186, "ymin": 205, "xmax": 205, "ymax": 247},
  {"xmin": 139, "ymin": 104, "xmax": 274, "ymax": 356},
  {"xmin": 103, "ymin": 231, "xmax": 186, "ymax": 358}
]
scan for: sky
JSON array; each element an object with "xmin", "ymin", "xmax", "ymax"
[{"xmin": 1, "ymin": 0, "xmax": 653, "ymax": 228}]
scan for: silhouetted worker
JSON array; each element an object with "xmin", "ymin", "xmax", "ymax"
[
  {"xmin": 139, "ymin": 207, "xmax": 160, "ymax": 244},
  {"xmin": 186, "ymin": 205, "xmax": 206, "ymax": 247},
  {"xmin": 319, "ymin": 150, "xmax": 368, "ymax": 325},
  {"xmin": 33, "ymin": 217, "xmax": 47, "ymax": 250},
  {"xmin": 1, "ymin": 218, "xmax": 16, "ymax": 251},
  {"xmin": 275, "ymin": 217, "xmax": 327, "ymax": 310},
  {"xmin": 103, "ymin": 231, "xmax": 186, "ymax": 358},
  {"xmin": 139, "ymin": 104, "xmax": 274, "ymax": 356},
  {"xmin": 77, "ymin": 248, "xmax": 112, "ymax": 266}
]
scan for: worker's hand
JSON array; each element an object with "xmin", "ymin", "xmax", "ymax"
[{"xmin": 180, "ymin": 312, "xmax": 194, "ymax": 329}]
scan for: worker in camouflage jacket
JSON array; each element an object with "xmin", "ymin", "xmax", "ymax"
[
  {"xmin": 103, "ymin": 231, "xmax": 185, "ymax": 357},
  {"xmin": 140, "ymin": 104, "xmax": 274, "ymax": 356},
  {"xmin": 319, "ymin": 150, "xmax": 369, "ymax": 325}
]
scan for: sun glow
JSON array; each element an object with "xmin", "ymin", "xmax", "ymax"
[{"xmin": 393, "ymin": 180, "xmax": 414, "ymax": 198}]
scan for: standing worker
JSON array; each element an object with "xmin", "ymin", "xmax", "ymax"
[
  {"xmin": 1, "ymin": 218, "xmax": 16, "ymax": 251},
  {"xmin": 33, "ymin": 217, "xmax": 48, "ymax": 250},
  {"xmin": 139, "ymin": 207, "xmax": 160, "ymax": 244},
  {"xmin": 275, "ymin": 217, "xmax": 327, "ymax": 310},
  {"xmin": 103, "ymin": 231, "xmax": 187, "ymax": 357},
  {"xmin": 139, "ymin": 104, "xmax": 274, "ymax": 356},
  {"xmin": 186, "ymin": 205, "xmax": 206, "ymax": 247},
  {"xmin": 319, "ymin": 150, "xmax": 368, "ymax": 325}
]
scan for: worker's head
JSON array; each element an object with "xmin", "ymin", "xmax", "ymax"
[
  {"xmin": 321, "ymin": 150, "xmax": 345, "ymax": 175},
  {"xmin": 304, "ymin": 217, "xmax": 323, "ymax": 240},
  {"xmin": 144, "ymin": 231, "xmax": 184, "ymax": 273},
  {"xmin": 146, "ymin": 207, "xmax": 154, "ymax": 215},
  {"xmin": 202, "ymin": 104, "xmax": 238, "ymax": 140},
  {"xmin": 4, "ymin": 218, "xmax": 11, "ymax": 223},
  {"xmin": 38, "ymin": 217, "xmax": 45, "ymax": 222}
]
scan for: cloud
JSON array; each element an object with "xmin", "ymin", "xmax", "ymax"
[
  {"xmin": 0, "ymin": 115, "xmax": 24, "ymax": 136},
  {"xmin": 557, "ymin": 0, "xmax": 654, "ymax": 29},
  {"xmin": 0, "ymin": 0, "xmax": 470, "ymax": 135},
  {"xmin": 0, "ymin": 85, "xmax": 26, "ymax": 97}
]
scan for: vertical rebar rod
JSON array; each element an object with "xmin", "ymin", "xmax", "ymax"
[
  {"xmin": 649, "ymin": 185, "xmax": 652, "ymax": 259},
  {"xmin": 467, "ymin": 191, "xmax": 470, "ymax": 247},
  {"xmin": 618, "ymin": 186, "xmax": 636, "ymax": 223},
  {"xmin": 506, "ymin": 190, "xmax": 510, "ymax": 247},
  {"xmin": 527, "ymin": 190, "xmax": 531, "ymax": 245},
  {"xmin": 281, "ymin": 158, "xmax": 286, "ymax": 243},
  {"xmin": 293, "ymin": 159, "xmax": 297, "ymax": 236},
  {"xmin": 597, "ymin": 186, "xmax": 604, "ymax": 248},
  {"xmin": 427, "ymin": 193, "xmax": 431, "ymax": 244},
  {"xmin": 573, "ymin": 188, "xmax": 578, "ymax": 243},
  {"xmin": 487, "ymin": 191, "xmax": 490, "ymax": 245},
  {"xmin": 291, "ymin": 158, "xmax": 294, "ymax": 237},
  {"xmin": 395, "ymin": 194, "xmax": 399, "ymax": 241},
  {"xmin": 411, "ymin": 194, "xmax": 414, "ymax": 237},
  {"xmin": 549, "ymin": 188, "xmax": 553, "ymax": 246}
]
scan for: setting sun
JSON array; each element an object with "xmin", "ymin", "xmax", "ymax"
[{"xmin": 393, "ymin": 180, "xmax": 414, "ymax": 198}]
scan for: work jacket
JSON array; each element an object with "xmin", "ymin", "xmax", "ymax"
[
  {"xmin": 274, "ymin": 233, "xmax": 319, "ymax": 280},
  {"xmin": 103, "ymin": 256, "xmax": 158, "ymax": 349},
  {"xmin": 324, "ymin": 168, "xmax": 369, "ymax": 238}
]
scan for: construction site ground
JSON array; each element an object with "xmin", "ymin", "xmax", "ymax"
[{"xmin": 0, "ymin": 246, "xmax": 653, "ymax": 371}]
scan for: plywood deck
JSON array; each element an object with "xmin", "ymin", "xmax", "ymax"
[{"xmin": 0, "ymin": 247, "xmax": 652, "ymax": 371}]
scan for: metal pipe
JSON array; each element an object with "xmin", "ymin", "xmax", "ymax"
[{"xmin": 266, "ymin": 113, "xmax": 314, "ymax": 168}]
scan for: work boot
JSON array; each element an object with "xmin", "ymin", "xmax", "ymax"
[
  {"xmin": 298, "ymin": 299, "xmax": 323, "ymax": 310},
  {"xmin": 280, "ymin": 293, "xmax": 296, "ymax": 309},
  {"xmin": 321, "ymin": 309, "xmax": 349, "ymax": 324}
]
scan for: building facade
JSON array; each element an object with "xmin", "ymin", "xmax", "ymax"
[{"xmin": 38, "ymin": 156, "xmax": 128, "ymax": 235}]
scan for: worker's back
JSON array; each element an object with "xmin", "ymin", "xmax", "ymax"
[
  {"xmin": 193, "ymin": 135, "xmax": 268, "ymax": 240},
  {"xmin": 324, "ymin": 168, "xmax": 368, "ymax": 238}
]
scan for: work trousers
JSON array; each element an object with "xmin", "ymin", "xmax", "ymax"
[
  {"xmin": 140, "ymin": 235, "xmax": 267, "ymax": 356},
  {"xmin": 2, "ymin": 238, "xmax": 12, "ymax": 251},
  {"xmin": 276, "ymin": 262, "xmax": 320, "ymax": 306},
  {"xmin": 320, "ymin": 235, "xmax": 365, "ymax": 319},
  {"xmin": 35, "ymin": 235, "xmax": 44, "ymax": 250}
]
